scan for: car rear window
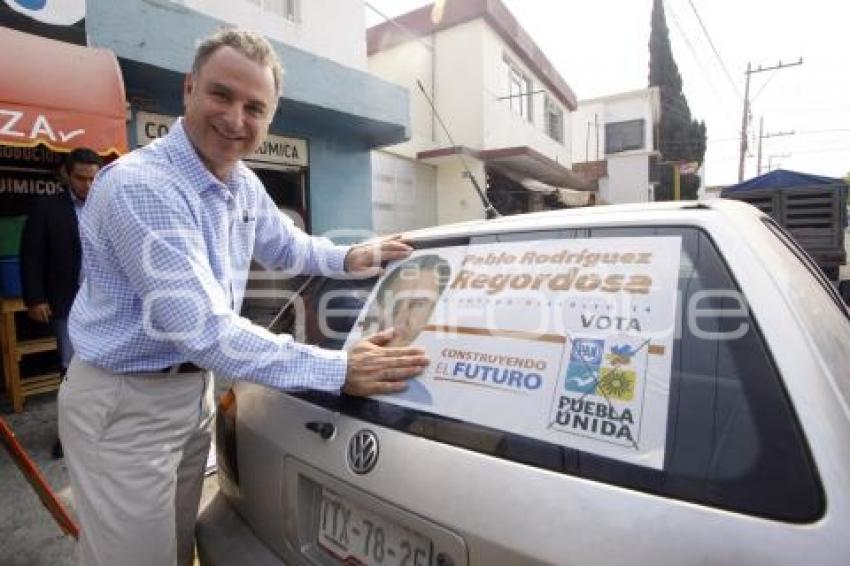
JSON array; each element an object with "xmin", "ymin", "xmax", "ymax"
[{"xmin": 280, "ymin": 226, "xmax": 823, "ymax": 522}]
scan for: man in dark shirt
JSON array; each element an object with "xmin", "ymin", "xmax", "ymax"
[{"xmin": 20, "ymin": 147, "xmax": 102, "ymax": 458}]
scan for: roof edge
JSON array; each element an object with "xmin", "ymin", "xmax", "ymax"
[
  {"xmin": 417, "ymin": 144, "xmax": 593, "ymax": 191},
  {"xmin": 367, "ymin": 0, "xmax": 577, "ymax": 110}
]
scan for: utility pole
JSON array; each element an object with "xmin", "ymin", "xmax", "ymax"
[
  {"xmin": 738, "ymin": 58, "xmax": 803, "ymax": 181},
  {"xmin": 673, "ymin": 164, "xmax": 681, "ymax": 201},
  {"xmin": 738, "ymin": 62, "xmax": 752, "ymax": 182},
  {"xmin": 757, "ymin": 118, "xmax": 795, "ymax": 175},
  {"xmin": 594, "ymin": 114, "xmax": 600, "ymax": 161}
]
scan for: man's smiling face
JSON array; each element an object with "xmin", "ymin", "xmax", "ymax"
[{"xmin": 182, "ymin": 45, "xmax": 277, "ymax": 181}]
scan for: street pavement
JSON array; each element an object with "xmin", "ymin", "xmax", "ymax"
[
  {"xmin": 0, "ymin": 392, "xmax": 220, "ymax": 565},
  {"xmin": 0, "ymin": 395, "xmax": 75, "ymax": 566}
]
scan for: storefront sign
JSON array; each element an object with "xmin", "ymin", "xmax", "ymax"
[
  {"xmin": 0, "ymin": 104, "xmax": 124, "ymax": 155},
  {"xmin": 0, "ymin": 169, "xmax": 64, "ymax": 215},
  {"xmin": 344, "ymin": 237, "xmax": 683, "ymax": 469},
  {"xmin": 0, "ymin": 143, "xmax": 65, "ymax": 216},
  {"xmin": 0, "ymin": 171, "xmax": 63, "ymax": 196},
  {"xmin": 135, "ymin": 112, "xmax": 176, "ymax": 144},
  {"xmin": 0, "ymin": 144, "xmax": 64, "ymax": 168},
  {"xmin": 249, "ymin": 136, "xmax": 307, "ymax": 167},
  {"xmin": 135, "ymin": 111, "xmax": 308, "ymax": 167},
  {"xmin": 1, "ymin": 107, "xmax": 86, "ymax": 146}
]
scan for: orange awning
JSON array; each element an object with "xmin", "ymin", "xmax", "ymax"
[{"xmin": 0, "ymin": 27, "xmax": 127, "ymax": 156}]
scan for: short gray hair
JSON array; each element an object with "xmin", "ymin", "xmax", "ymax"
[{"xmin": 192, "ymin": 28, "xmax": 283, "ymax": 96}]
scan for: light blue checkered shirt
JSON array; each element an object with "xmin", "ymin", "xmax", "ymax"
[{"xmin": 69, "ymin": 119, "xmax": 349, "ymax": 391}]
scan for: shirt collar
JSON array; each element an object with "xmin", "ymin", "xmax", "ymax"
[{"xmin": 164, "ymin": 118, "xmax": 241, "ymax": 197}]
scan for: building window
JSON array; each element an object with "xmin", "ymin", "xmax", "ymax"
[
  {"xmin": 504, "ymin": 57, "xmax": 533, "ymax": 123},
  {"xmin": 259, "ymin": 0, "xmax": 300, "ymax": 22},
  {"xmin": 544, "ymin": 95, "xmax": 564, "ymax": 143},
  {"xmin": 605, "ymin": 119, "xmax": 645, "ymax": 154}
]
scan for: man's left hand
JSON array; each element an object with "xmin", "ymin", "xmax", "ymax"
[{"xmin": 344, "ymin": 234, "xmax": 413, "ymax": 277}]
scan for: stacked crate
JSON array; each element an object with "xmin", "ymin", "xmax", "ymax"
[{"xmin": 0, "ymin": 216, "xmax": 61, "ymax": 411}]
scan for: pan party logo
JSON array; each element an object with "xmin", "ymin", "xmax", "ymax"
[
  {"xmin": 565, "ymin": 339, "xmax": 637, "ymax": 402},
  {"xmin": 553, "ymin": 338, "xmax": 642, "ymax": 445}
]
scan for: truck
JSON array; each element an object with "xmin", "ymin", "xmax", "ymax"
[{"xmin": 721, "ymin": 169, "xmax": 848, "ymax": 280}]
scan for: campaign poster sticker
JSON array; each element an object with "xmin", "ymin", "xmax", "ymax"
[
  {"xmin": 343, "ymin": 237, "xmax": 681, "ymax": 469},
  {"xmin": 551, "ymin": 335, "xmax": 650, "ymax": 448}
]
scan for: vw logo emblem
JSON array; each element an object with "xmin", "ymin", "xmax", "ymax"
[{"xmin": 347, "ymin": 430, "xmax": 379, "ymax": 475}]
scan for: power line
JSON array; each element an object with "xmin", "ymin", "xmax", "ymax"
[
  {"xmin": 796, "ymin": 128, "xmax": 850, "ymax": 135},
  {"xmin": 685, "ymin": 0, "xmax": 741, "ymax": 98},
  {"xmin": 663, "ymin": 0, "xmax": 737, "ymax": 126},
  {"xmin": 768, "ymin": 105, "xmax": 850, "ymax": 115},
  {"xmin": 710, "ymin": 144, "xmax": 850, "ymax": 162},
  {"xmin": 750, "ymin": 69, "xmax": 780, "ymax": 103},
  {"xmin": 663, "ymin": 137, "xmax": 738, "ymax": 146},
  {"xmin": 786, "ymin": 146, "xmax": 850, "ymax": 155},
  {"xmin": 707, "ymin": 136, "xmax": 741, "ymax": 143},
  {"xmin": 364, "ymin": 1, "xmax": 434, "ymax": 52}
]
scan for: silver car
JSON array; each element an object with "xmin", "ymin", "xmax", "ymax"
[{"xmin": 197, "ymin": 200, "xmax": 850, "ymax": 565}]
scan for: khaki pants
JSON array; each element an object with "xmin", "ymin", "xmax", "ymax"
[{"xmin": 58, "ymin": 358, "xmax": 214, "ymax": 566}]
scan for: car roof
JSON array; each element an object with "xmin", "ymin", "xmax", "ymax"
[{"xmin": 402, "ymin": 199, "xmax": 762, "ymax": 241}]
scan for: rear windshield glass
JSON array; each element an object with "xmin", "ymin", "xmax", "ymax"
[{"xmin": 277, "ymin": 226, "xmax": 823, "ymax": 522}]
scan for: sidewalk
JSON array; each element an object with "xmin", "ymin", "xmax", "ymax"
[
  {"xmin": 0, "ymin": 395, "xmax": 75, "ymax": 566},
  {"xmin": 0, "ymin": 393, "xmax": 220, "ymax": 565}
]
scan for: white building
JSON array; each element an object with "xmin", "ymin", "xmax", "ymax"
[
  {"xmin": 367, "ymin": 0, "xmax": 592, "ymax": 231},
  {"xmin": 175, "ymin": 0, "xmax": 369, "ymax": 71},
  {"xmin": 571, "ymin": 87, "xmax": 662, "ymax": 204}
]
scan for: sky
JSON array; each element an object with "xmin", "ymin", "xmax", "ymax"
[{"xmin": 365, "ymin": 0, "xmax": 850, "ymax": 187}]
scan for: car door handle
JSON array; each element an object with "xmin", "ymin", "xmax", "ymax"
[{"xmin": 305, "ymin": 421, "xmax": 335, "ymax": 440}]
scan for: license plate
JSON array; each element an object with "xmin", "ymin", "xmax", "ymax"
[{"xmin": 318, "ymin": 489, "xmax": 433, "ymax": 566}]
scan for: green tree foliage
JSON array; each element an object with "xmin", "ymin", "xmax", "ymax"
[{"xmin": 649, "ymin": 0, "xmax": 707, "ymax": 200}]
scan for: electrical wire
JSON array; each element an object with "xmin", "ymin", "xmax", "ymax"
[
  {"xmin": 750, "ymin": 70, "xmax": 779, "ymax": 103},
  {"xmin": 768, "ymin": 104, "xmax": 850, "ymax": 115},
  {"xmin": 685, "ymin": 0, "xmax": 741, "ymax": 99},
  {"xmin": 781, "ymin": 146, "xmax": 849, "ymax": 155},
  {"xmin": 364, "ymin": 1, "xmax": 434, "ymax": 52},
  {"xmin": 796, "ymin": 129, "xmax": 850, "ymax": 135},
  {"xmin": 664, "ymin": 0, "xmax": 737, "ymax": 126}
]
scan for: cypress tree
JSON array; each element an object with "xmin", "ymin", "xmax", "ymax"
[{"xmin": 649, "ymin": 0, "xmax": 707, "ymax": 200}]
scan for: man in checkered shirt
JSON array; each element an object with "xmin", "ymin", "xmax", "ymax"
[{"xmin": 58, "ymin": 28, "xmax": 429, "ymax": 566}]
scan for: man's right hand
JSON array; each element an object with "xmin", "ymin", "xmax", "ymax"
[
  {"xmin": 27, "ymin": 303, "xmax": 52, "ymax": 324},
  {"xmin": 343, "ymin": 328, "xmax": 429, "ymax": 397}
]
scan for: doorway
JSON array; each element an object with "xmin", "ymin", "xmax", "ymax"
[{"xmin": 241, "ymin": 163, "xmax": 310, "ymax": 327}]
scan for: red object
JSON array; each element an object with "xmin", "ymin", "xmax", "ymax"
[{"xmin": 0, "ymin": 27, "xmax": 128, "ymax": 156}]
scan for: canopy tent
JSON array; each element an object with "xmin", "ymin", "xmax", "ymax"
[
  {"xmin": 722, "ymin": 169, "xmax": 846, "ymax": 196},
  {"xmin": 0, "ymin": 27, "xmax": 127, "ymax": 156}
]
